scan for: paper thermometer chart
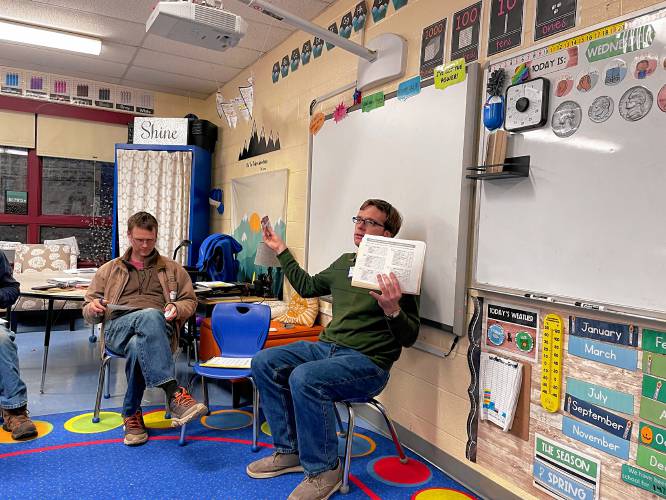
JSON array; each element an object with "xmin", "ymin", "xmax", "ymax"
[{"xmin": 541, "ymin": 313, "xmax": 564, "ymax": 412}]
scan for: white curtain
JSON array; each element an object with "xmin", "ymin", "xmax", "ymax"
[{"xmin": 116, "ymin": 149, "xmax": 192, "ymax": 264}]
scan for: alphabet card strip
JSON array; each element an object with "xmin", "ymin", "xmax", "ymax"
[
  {"xmin": 567, "ymin": 335, "xmax": 638, "ymax": 371},
  {"xmin": 562, "ymin": 415, "xmax": 630, "ymax": 459},
  {"xmin": 569, "ymin": 316, "xmax": 638, "ymax": 346},
  {"xmin": 566, "ymin": 377, "xmax": 634, "ymax": 414}
]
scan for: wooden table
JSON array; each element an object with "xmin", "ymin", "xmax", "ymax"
[{"xmin": 13, "ymin": 271, "xmax": 88, "ymax": 393}]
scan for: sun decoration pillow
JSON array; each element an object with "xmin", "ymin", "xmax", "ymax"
[{"xmin": 276, "ymin": 291, "xmax": 319, "ymax": 327}]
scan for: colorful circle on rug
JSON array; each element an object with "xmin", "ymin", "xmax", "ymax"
[
  {"xmin": 336, "ymin": 432, "xmax": 376, "ymax": 458},
  {"xmin": 143, "ymin": 410, "xmax": 173, "ymax": 429},
  {"xmin": 0, "ymin": 420, "xmax": 53, "ymax": 443},
  {"xmin": 412, "ymin": 487, "xmax": 476, "ymax": 499},
  {"xmin": 201, "ymin": 410, "xmax": 252, "ymax": 430},
  {"xmin": 367, "ymin": 456, "xmax": 432, "ymax": 487},
  {"xmin": 64, "ymin": 412, "xmax": 123, "ymax": 434},
  {"xmin": 261, "ymin": 421, "xmax": 271, "ymax": 436}
]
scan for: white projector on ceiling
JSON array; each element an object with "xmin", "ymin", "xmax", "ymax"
[{"xmin": 146, "ymin": 1, "xmax": 247, "ymax": 51}]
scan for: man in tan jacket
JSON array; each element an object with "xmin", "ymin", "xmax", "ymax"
[{"xmin": 83, "ymin": 211, "xmax": 206, "ymax": 446}]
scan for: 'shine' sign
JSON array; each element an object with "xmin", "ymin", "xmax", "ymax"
[{"xmin": 133, "ymin": 117, "xmax": 188, "ymax": 145}]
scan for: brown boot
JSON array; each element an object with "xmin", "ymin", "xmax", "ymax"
[
  {"xmin": 168, "ymin": 387, "xmax": 207, "ymax": 427},
  {"xmin": 2, "ymin": 406, "xmax": 38, "ymax": 440},
  {"xmin": 288, "ymin": 461, "xmax": 343, "ymax": 500},
  {"xmin": 123, "ymin": 409, "xmax": 148, "ymax": 446}
]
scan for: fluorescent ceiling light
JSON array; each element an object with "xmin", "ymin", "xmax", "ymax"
[
  {"xmin": 0, "ymin": 20, "xmax": 101, "ymax": 55},
  {"xmin": 0, "ymin": 147, "xmax": 28, "ymax": 156}
]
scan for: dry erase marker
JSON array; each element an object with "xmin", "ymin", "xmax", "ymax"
[
  {"xmin": 574, "ymin": 302, "xmax": 604, "ymax": 311},
  {"xmin": 525, "ymin": 293, "xmax": 553, "ymax": 302}
]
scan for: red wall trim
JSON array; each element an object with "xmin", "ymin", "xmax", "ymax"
[{"xmin": 0, "ymin": 94, "xmax": 134, "ymax": 125}]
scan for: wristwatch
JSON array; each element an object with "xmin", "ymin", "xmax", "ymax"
[{"xmin": 385, "ymin": 309, "xmax": 401, "ymax": 320}]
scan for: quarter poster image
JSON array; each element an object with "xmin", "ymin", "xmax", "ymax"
[{"xmin": 551, "ymin": 100, "xmax": 582, "ymax": 137}]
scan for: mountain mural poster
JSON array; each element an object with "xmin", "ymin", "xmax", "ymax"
[
  {"xmin": 231, "ymin": 169, "xmax": 288, "ymax": 295},
  {"xmin": 238, "ymin": 121, "xmax": 281, "ymax": 160}
]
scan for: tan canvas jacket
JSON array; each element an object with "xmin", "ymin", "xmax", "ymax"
[{"xmin": 83, "ymin": 249, "xmax": 196, "ymax": 352}]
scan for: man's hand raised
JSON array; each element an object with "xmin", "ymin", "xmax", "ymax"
[{"xmin": 369, "ymin": 273, "xmax": 402, "ymax": 317}]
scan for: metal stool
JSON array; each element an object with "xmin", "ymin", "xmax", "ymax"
[{"xmin": 336, "ymin": 398, "xmax": 407, "ymax": 494}]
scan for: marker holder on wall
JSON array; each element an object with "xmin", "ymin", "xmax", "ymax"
[{"xmin": 466, "ymin": 155, "xmax": 530, "ymax": 180}]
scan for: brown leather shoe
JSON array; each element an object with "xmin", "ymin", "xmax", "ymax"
[
  {"xmin": 123, "ymin": 409, "xmax": 148, "ymax": 446},
  {"xmin": 246, "ymin": 452, "xmax": 304, "ymax": 479},
  {"xmin": 2, "ymin": 407, "xmax": 38, "ymax": 440}
]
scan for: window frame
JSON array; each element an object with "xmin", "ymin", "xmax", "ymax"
[{"xmin": 0, "ymin": 94, "xmax": 133, "ymax": 263}]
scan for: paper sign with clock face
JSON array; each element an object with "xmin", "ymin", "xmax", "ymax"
[{"xmin": 504, "ymin": 77, "xmax": 550, "ymax": 132}]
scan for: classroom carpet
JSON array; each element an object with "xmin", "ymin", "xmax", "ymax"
[{"xmin": 0, "ymin": 406, "xmax": 479, "ymax": 500}]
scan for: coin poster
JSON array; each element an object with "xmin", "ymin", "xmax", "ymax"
[{"xmin": 485, "ymin": 302, "xmax": 539, "ymax": 361}]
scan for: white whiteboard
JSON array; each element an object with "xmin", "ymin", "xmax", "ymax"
[
  {"xmin": 474, "ymin": 8, "xmax": 666, "ymax": 317},
  {"xmin": 308, "ymin": 66, "xmax": 479, "ymax": 335}
]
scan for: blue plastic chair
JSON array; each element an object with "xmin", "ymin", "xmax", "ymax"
[{"xmin": 187, "ymin": 302, "xmax": 271, "ymax": 450}]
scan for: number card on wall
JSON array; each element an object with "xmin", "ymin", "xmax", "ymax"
[
  {"xmin": 420, "ymin": 19, "xmax": 447, "ymax": 78},
  {"xmin": 535, "ymin": 0, "xmax": 577, "ymax": 41},
  {"xmin": 451, "ymin": 2, "xmax": 482, "ymax": 63},
  {"xmin": 487, "ymin": 0, "xmax": 525, "ymax": 57}
]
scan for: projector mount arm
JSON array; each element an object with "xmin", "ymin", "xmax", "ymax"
[{"xmin": 239, "ymin": 0, "xmax": 377, "ymax": 62}]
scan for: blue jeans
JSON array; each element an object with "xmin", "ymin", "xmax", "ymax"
[
  {"xmin": 252, "ymin": 341, "xmax": 390, "ymax": 475},
  {"xmin": 104, "ymin": 309, "xmax": 176, "ymax": 417},
  {"xmin": 0, "ymin": 326, "xmax": 28, "ymax": 410}
]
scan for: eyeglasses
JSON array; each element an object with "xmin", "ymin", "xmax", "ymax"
[
  {"xmin": 130, "ymin": 236, "xmax": 156, "ymax": 246},
  {"xmin": 352, "ymin": 216, "xmax": 385, "ymax": 228}
]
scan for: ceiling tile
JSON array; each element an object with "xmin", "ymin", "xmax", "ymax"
[
  {"xmin": 0, "ymin": 56, "xmax": 122, "ymax": 84},
  {"xmin": 31, "ymin": 0, "xmax": 156, "ymax": 24},
  {"xmin": 133, "ymin": 49, "xmax": 241, "ymax": 83},
  {"xmin": 0, "ymin": 0, "xmax": 343, "ymax": 98},
  {"xmin": 237, "ymin": 22, "xmax": 292, "ymax": 52},
  {"xmin": 142, "ymin": 34, "xmax": 260, "ymax": 68},
  {"xmin": 224, "ymin": 0, "xmax": 332, "ymax": 27},
  {"xmin": 120, "ymin": 79, "xmax": 209, "ymax": 100},
  {"xmin": 124, "ymin": 66, "xmax": 221, "ymax": 96},
  {"xmin": 0, "ymin": 0, "xmax": 147, "ymax": 44},
  {"xmin": 0, "ymin": 43, "xmax": 127, "ymax": 78}
]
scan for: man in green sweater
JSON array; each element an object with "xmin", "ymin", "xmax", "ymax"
[{"xmin": 247, "ymin": 199, "xmax": 420, "ymax": 500}]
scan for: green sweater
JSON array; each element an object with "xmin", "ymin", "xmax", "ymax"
[{"xmin": 277, "ymin": 249, "xmax": 420, "ymax": 370}]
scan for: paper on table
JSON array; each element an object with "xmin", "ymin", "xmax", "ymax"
[
  {"xmin": 200, "ymin": 356, "xmax": 253, "ymax": 369},
  {"xmin": 47, "ymin": 277, "xmax": 92, "ymax": 287},
  {"xmin": 351, "ymin": 235, "xmax": 426, "ymax": 295},
  {"xmin": 64, "ymin": 268, "xmax": 98, "ymax": 274},
  {"xmin": 196, "ymin": 281, "xmax": 237, "ymax": 289}
]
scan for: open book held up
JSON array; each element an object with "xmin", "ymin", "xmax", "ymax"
[{"xmin": 351, "ymin": 235, "xmax": 426, "ymax": 295}]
